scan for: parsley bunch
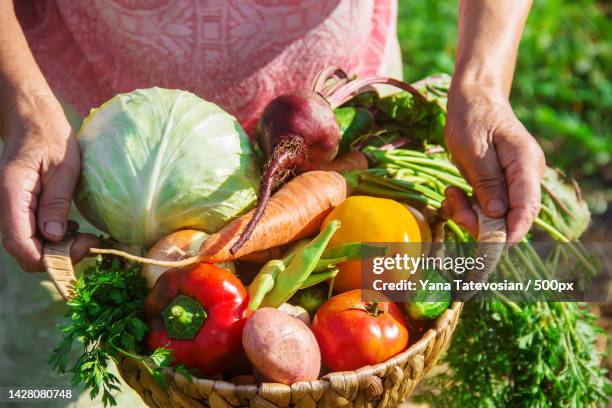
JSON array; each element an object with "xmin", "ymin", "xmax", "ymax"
[{"xmin": 50, "ymin": 256, "xmax": 188, "ymax": 406}]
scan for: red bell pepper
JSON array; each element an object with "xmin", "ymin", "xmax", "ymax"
[{"xmin": 144, "ymin": 263, "xmax": 249, "ymax": 375}]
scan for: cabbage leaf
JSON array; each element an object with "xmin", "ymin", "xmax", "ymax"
[{"xmin": 75, "ymin": 88, "xmax": 259, "ymax": 248}]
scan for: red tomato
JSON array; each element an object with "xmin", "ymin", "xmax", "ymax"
[{"xmin": 312, "ymin": 290, "xmax": 409, "ymax": 371}]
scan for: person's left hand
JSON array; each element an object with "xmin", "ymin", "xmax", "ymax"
[{"xmin": 441, "ymin": 83, "xmax": 546, "ymax": 242}]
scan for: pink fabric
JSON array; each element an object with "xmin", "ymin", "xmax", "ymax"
[{"xmin": 15, "ymin": 0, "xmax": 397, "ymax": 134}]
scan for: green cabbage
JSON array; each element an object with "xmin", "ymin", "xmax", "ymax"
[{"xmin": 75, "ymin": 87, "xmax": 260, "ymax": 248}]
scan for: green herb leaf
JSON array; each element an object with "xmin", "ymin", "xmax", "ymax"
[
  {"xmin": 150, "ymin": 347, "xmax": 173, "ymax": 368},
  {"xmin": 49, "ymin": 256, "xmax": 154, "ymax": 407}
]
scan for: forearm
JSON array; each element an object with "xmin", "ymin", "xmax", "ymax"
[
  {"xmin": 0, "ymin": 0, "xmax": 54, "ymax": 134},
  {"xmin": 453, "ymin": 0, "xmax": 532, "ymax": 99}
]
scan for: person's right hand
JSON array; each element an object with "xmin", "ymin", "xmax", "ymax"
[
  {"xmin": 441, "ymin": 84, "xmax": 545, "ymax": 242},
  {"xmin": 0, "ymin": 91, "xmax": 99, "ymax": 271}
]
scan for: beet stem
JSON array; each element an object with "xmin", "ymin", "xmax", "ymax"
[
  {"xmin": 327, "ymin": 76, "xmax": 427, "ymax": 109},
  {"xmin": 229, "ymin": 136, "xmax": 305, "ymax": 255},
  {"xmin": 311, "ymin": 67, "xmax": 348, "ymax": 95},
  {"xmin": 322, "ymin": 78, "xmax": 349, "ymax": 99}
]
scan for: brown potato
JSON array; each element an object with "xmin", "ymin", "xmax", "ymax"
[{"xmin": 242, "ymin": 308, "xmax": 320, "ymax": 384}]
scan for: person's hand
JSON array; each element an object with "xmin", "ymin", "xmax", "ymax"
[
  {"xmin": 0, "ymin": 91, "xmax": 99, "ymax": 271},
  {"xmin": 442, "ymin": 83, "xmax": 545, "ymax": 242}
]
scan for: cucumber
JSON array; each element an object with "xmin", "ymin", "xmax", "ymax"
[{"xmin": 404, "ymin": 269, "xmax": 451, "ymax": 320}]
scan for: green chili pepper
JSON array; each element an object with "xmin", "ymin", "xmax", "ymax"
[{"xmin": 260, "ymin": 220, "xmax": 340, "ymax": 308}]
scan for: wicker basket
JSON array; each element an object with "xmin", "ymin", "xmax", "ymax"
[{"xmin": 43, "ymin": 238, "xmax": 463, "ymax": 408}]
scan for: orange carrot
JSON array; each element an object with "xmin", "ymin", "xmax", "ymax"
[
  {"xmin": 304, "ymin": 150, "xmax": 368, "ymax": 173},
  {"xmin": 200, "ymin": 171, "xmax": 347, "ymax": 262}
]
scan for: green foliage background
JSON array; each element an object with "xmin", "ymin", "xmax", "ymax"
[{"xmin": 397, "ymin": 0, "xmax": 611, "ymax": 206}]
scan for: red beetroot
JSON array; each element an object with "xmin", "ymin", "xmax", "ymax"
[{"xmin": 257, "ymin": 91, "xmax": 341, "ymax": 171}]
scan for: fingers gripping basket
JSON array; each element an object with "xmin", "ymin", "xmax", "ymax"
[{"xmin": 43, "ymin": 211, "xmax": 504, "ymax": 408}]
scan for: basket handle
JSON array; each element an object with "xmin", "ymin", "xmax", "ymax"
[
  {"xmin": 43, "ymin": 234, "xmax": 77, "ymax": 301},
  {"xmin": 459, "ymin": 205, "xmax": 508, "ymax": 300}
]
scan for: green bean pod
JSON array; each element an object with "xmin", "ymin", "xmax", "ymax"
[
  {"xmin": 247, "ymin": 239, "xmax": 309, "ymax": 311},
  {"xmin": 300, "ymin": 268, "xmax": 339, "ymax": 289},
  {"xmin": 247, "ymin": 260, "xmax": 284, "ymax": 311},
  {"xmin": 260, "ymin": 220, "xmax": 340, "ymax": 308}
]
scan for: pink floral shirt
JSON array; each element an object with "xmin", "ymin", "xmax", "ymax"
[{"xmin": 16, "ymin": 0, "xmax": 397, "ymax": 134}]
